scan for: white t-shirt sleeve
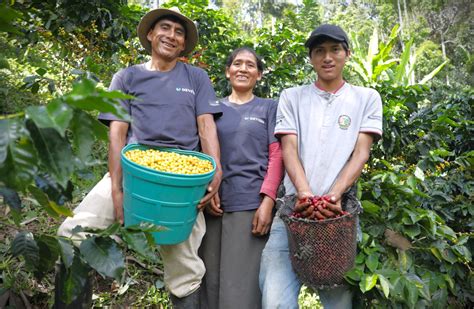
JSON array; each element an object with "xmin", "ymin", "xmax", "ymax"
[
  {"xmin": 360, "ymin": 90, "xmax": 383, "ymax": 138},
  {"xmin": 274, "ymin": 89, "xmax": 298, "ymax": 136}
]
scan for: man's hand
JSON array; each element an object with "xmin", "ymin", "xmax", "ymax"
[
  {"xmin": 295, "ymin": 192, "xmax": 345, "ymax": 219},
  {"xmin": 252, "ymin": 196, "xmax": 274, "ymax": 236},
  {"xmin": 294, "ymin": 191, "xmax": 316, "ymax": 218},
  {"xmin": 206, "ymin": 193, "xmax": 223, "ymax": 216},
  {"xmin": 112, "ymin": 189, "xmax": 124, "ymax": 224},
  {"xmin": 198, "ymin": 170, "xmax": 222, "ymax": 209},
  {"xmin": 108, "ymin": 121, "xmax": 128, "ymax": 225},
  {"xmin": 308, "ymin": 193, "xmax": 342, "ymax": 219}
]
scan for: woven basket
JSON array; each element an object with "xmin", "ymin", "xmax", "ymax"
[{"xmin": 279, "ymin": 190, "xmax": 360, "ymax": 290}]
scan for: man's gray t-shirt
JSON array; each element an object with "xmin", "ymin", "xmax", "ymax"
[
  {"xmin": 275, "ymin": 82, "xmax": 383, "ymax": 196},
  {"xmin": 99, "ymin": 62, "xmax": 222, "ymax": 151},
  {"xmin": 216, "ymin": 97, "xmax": 278, "ymax": 212}
]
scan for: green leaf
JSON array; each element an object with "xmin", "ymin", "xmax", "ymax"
[
  {"xmin": 430, "ymin": 247, "xmax": 443, "ymax": 261},
  {"xmin": 366, "ymin": 253, "xmax": 379, "ymax": 272},
  {"xmin": 35, "ymin": 235, "xmax": 60, "ymax": 279},
  {"xmin": 58, "ymin": 254, "xmax": 91, "ymax": 305},
  {"xmin": 378, "ymin": 274, "xmax": 390, "ymax": 298},
  {"xmin": 452, "ymin": 245, "xmax": 472, "ymax": 261},
  {"xmin": 432, "ymin": 288, "xmax": 448, "ymax": 309},
  {"xmin": 28, "ymin": 185, "xmax": 58, "ymax": 219},
  {"xmin": 99, "ymin": 90, "xmax": 135, "ymax": 100},
  {"xmin": 376, "ymin": 269, "xmax": 399, "ymax": 278},
  {"xmin": 361, "ymin": 200, "xmax": 380, "ymax": 215},
  {"xmin": 420, "ymin": 60, "xmax": 449, "ymax": 84},
  {"xmin": 437, "ymin": 225, "xmax": 456, "ymax": 240},
  {"xmin": 406, "ymin": 175, "xmax": 417, "ymax": 189},
  {"xmin": 0, "ymin": 118, "xmax": 16, "ymax": 164},
  {"xmin": 0, "ymin": 4, "xmax": 23, "ymax": 35},
  {"xmin": 98, "ymin": 222, "xmax": 121, "ymax": 237},
  {"xmin": 0, "ymin": 187, "xmax": 21, "ymax": 211},
  {"xmin": 345, "ymin": 267, "xmax": 364, "ymax": 281},
  {"xmin": 79, "ymin": 236, "xmax": 125, "ymax": 280},
  {"xmin": 35, "ymin": 174, "xmax": 73, "ymax": 205},
  {"xmin": 0, "ymin": 55, "xmax": 10, "ymax": 69},
  {"xmin": 442, "ymin": 274, "xmax": 455, "ymax": 291},
  {"xmin": 391, "ymin": 275, "xmax": 404, "ymax": 296},
  {"xmin": 394, "ymin": 39, "xmax": 413, "ymax": 85},
  {"xmin": 64, "ymin": 79, "xmax": 131, "ymax": 121},
  {"xmin": 373, "ymin": 60, "xmax": 397, "ymax": 77},
  {"xmin": 11, "ymin": 232, "xmax": 39, "ymax": 271},
  {"xmin": 0, "ymin": 119, "xmax": 38, "ymax": 190},
  {"xmin": 366, "ymin": 27, "xmax": 379, "ymax": 78},
  {"xmin": 71, "ymin": 225, "xmax": 85, "ymax": 235},
  {"xmin": 403, "ymin": 225, "xmax": 420, "ymax": 238},
  {"xmin": 439, "ymin": 247, "xmax": 458, "ymax": 264},
  {"xmin": 58, "ymin": 238, "xmax": 74, "ymax": 268},
  {"xmin": 122, "ymin": 231, "xmax": 158, "ymax": 263},
  {"xmin": 404, "ymin": 279, "xmax": 419, "ymax": 307},
  {"xmin": 69, "ymin": 110, "xmax": 107, "ymax": 163},
  {"xmin": 360, "ymin": 273, "xmax": 378, "ymax": 292},
  {"xmin": 25, "ymin": 121, "xmax": 74, "ymax": 188},
  {"xmin": 36, "ymin": 68, "xmax": 47, "ymax": 76},
  {"xmin": 413, "ymin": 188, "xmax": 430, "ymax": 198},
  {"xmin": 28, "ymin": 185, "xmax": 73, "ymax": 218},
  {"xmin": 25, "ymin": 100, "xmax": 73, "ymax": 137},
  {"xmin": 50, "ymin": 200, "xmax": 74, "ymax": 217},
  {"xmin": 398, "ymin": 250, "xmax": 409, "ymax": 271}
]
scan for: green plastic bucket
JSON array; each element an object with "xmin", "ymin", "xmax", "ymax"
[{"xmin": 121, "ymin": 143, "xmax": 215, "ymax": 245}]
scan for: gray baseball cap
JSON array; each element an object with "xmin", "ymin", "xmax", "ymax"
[{"xmin": 305, "ymin": 24, "xmax": 349, "ymax": 48}]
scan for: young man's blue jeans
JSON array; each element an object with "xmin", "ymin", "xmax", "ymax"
[{"xmin": 259, "ymin": 214, "xmax": 353, "ymax": 308}]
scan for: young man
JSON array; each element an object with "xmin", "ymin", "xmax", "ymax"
[
  {"xmin": 56, "ymin": 7, "xmax": 222, "ymax": 308},
  {"xmin": 259, "ymin": 24, "xmax": 383, "ymax": 308}
]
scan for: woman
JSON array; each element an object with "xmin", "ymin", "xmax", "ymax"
[{"xmin": 199, "ymin": 47, "xmax": 284, "ymax": 309}]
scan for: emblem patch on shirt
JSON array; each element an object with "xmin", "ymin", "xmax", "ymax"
[
  {"xmin": 244, "ymin": 116, "xmax": 265, "ymax": 124},
  {"xmin": 176, "ymin": 87, "xmax": 195, "ymax": 95},
  {"xmin": 338, "ymin": 115, "xmax": 351, "ymax": 130}
]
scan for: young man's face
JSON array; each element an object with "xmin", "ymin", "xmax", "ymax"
[
  {"xmin": 309, "ymin": 41, "xmax": 350, "ymax": 84},
  {"xmin": 147, "ymin": 18, "xmax": 186, "ymax": 61}
]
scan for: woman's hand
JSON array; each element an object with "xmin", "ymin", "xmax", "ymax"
[{"xmin": 252, "ymin": 196, "xmax": 274, "ymax": 236}]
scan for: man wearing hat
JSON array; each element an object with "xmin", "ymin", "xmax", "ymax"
[
  {"xmin": 258, "ymin": 24, "xmax": 383, "ymax": 308},
  {"xmin": 55, "ymin": 7, "xmax": 222, "ymax": 308}
]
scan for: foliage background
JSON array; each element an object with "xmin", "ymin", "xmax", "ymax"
[{"xmin": 0, "ymin": 0, "xmax": 472, "ymax": 307}]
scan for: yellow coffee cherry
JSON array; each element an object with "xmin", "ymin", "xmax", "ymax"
[{"xmin": 125, "ymin": 149, "xmax": 213, "ymax": 175}]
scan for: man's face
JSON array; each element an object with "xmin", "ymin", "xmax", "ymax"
[
  {"xmin": 147, "ymin": 18, "xmax": 186, "ymax": 61},
  {"xmin": 309, "ymin": 41, "xmax": 350, "ymax": 83}
]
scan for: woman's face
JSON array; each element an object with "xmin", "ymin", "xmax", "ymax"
[{"xmin": 226, "ymin": 50, "xmax": 262, "ymax": 93}]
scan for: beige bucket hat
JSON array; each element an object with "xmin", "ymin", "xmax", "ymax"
[{"xmin": 137, "ymin": 7, "xmax": 198, "ymax": 56}]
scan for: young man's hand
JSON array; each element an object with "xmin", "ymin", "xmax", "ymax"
[
  {"xmin": 295, "ymin": 192, "xmax": 344, "ymax": 219},
  {"xmin": 316, "ymin": 193, "xmax": 342, "ymax": 218},
  {"xmin": 294, "ymin": 191, "xmax": 315, "ymax": 218}
]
